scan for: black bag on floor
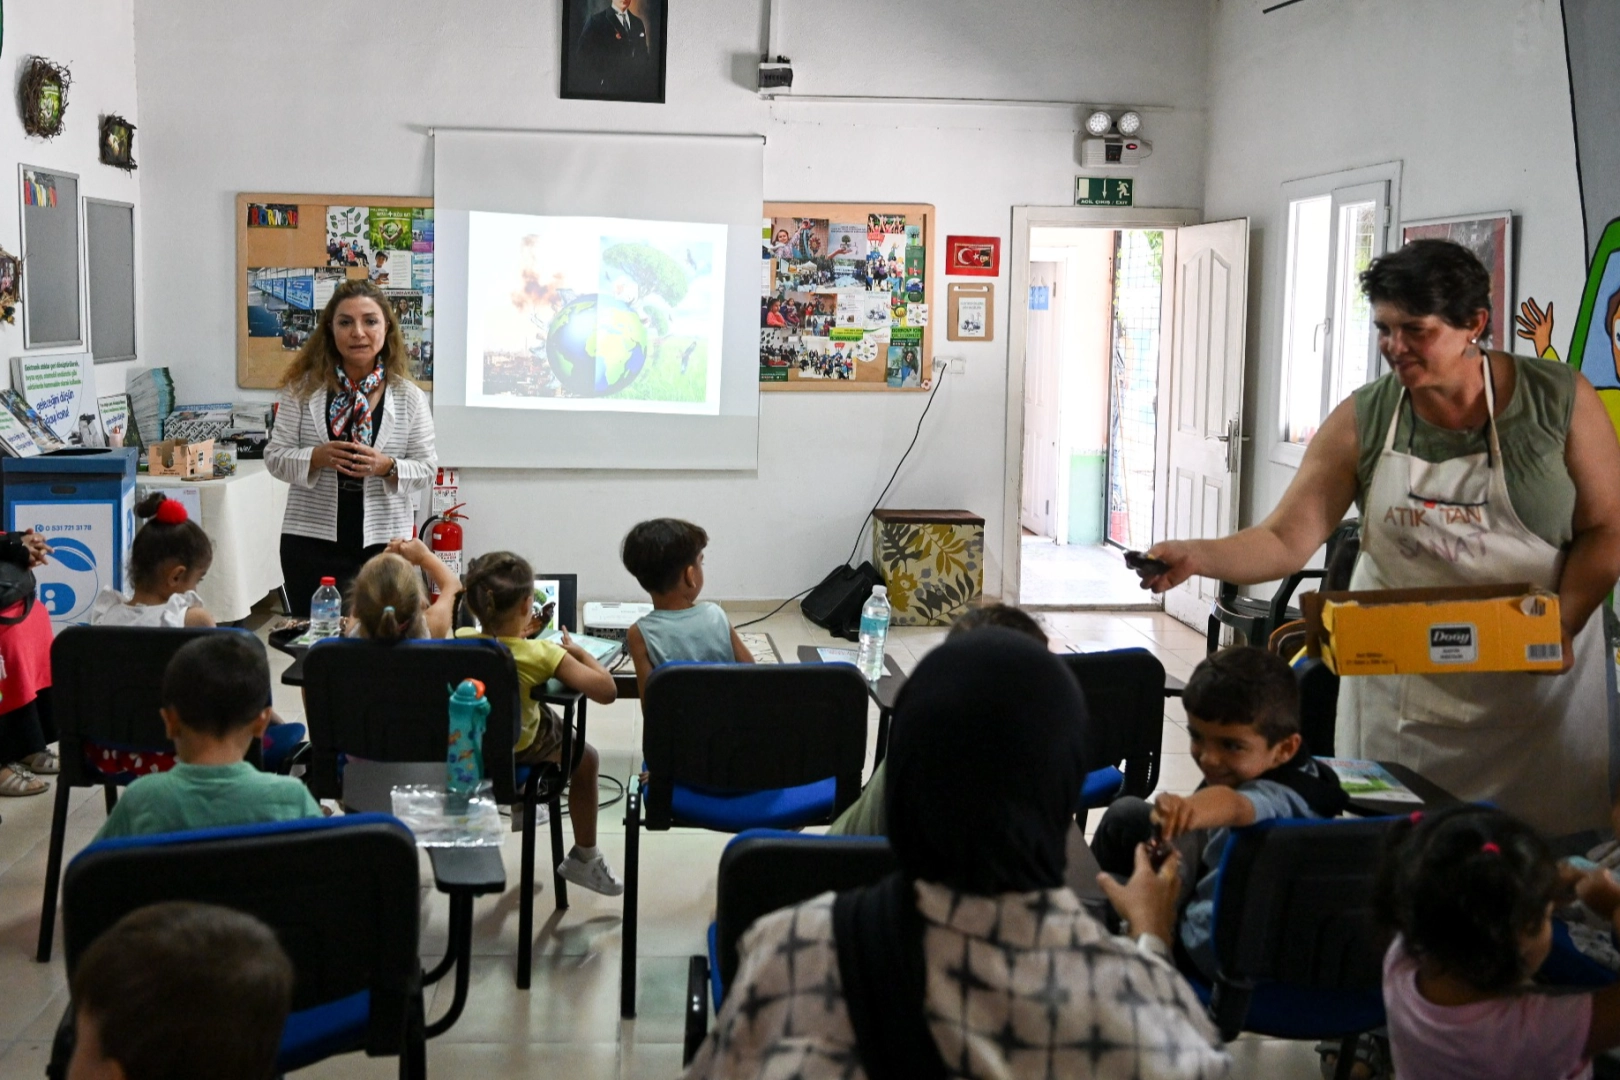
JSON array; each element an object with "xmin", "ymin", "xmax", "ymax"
[{"xmin": 801, "ymin": 561, "xmax": 885, "ymax": 642}]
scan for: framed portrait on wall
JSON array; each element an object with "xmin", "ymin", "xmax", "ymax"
[
  {"xmin": 1401, "ymin": 212, "xmax": 1514, "ymax": 348},
  {"xmin": 560, "ymin": 0, "xmax": 668, "ymax": 104}
]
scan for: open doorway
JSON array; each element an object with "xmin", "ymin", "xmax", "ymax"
[{"xmin": 1019, "ymin": 227, "xmax": 1165, "ymax": 608}]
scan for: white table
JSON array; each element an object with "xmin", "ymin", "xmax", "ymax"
[{"xmin": 138, "ymin": 461, "xmax": 289, "ymax": 622}]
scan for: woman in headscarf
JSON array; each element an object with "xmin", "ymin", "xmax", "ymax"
[{"xmin": 683, "ymin": 628, "xmax": 1231, "ymax": 1080}]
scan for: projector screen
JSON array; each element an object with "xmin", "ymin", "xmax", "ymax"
[{"xmin": 433, "ymin": 130, "xmax": 763, "ymax": 469}]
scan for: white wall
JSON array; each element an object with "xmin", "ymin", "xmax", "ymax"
[
  {"xmin": 1204, "ymin": 0, "xmax": 1586, "ymax": 532},
  {"xmin": 133, "ymin": 0, "xmax": 1209, "ymax": 601},
  {"xmin": 1, "ymin": 0, "xmax": 142, "ymax": 396}
]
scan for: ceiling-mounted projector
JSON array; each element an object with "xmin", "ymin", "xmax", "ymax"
[{"xmin": 1080, "ymin": 136, "xmax": 1152, "ymax": 168}]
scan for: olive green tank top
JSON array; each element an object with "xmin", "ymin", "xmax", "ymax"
[{"xmin": 1352, "ymin": 353, "xmax": 1577, "ymax": 549}]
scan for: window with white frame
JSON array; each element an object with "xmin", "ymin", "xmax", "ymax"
[{"xmin": 1274, "ymin": 164, "xmax": 1400, "ymax": 466}]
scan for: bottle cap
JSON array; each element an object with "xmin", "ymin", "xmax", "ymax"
[
  {"xmin": 873, "ymin": 585, "xmax": 887, "ymax": 596},
  {"xmin": 319, "ymin": 576, "xmax": 336, "ymax": 586},
  {"xmin": 457, "ymin": 678, "xmax": 487, "ymax": 699}
]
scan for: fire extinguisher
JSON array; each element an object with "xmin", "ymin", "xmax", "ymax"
[{"xmin": 421, "ymin": 502, "xmax": 466, "ymax": 597}]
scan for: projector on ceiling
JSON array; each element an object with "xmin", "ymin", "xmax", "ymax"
[
  {"xmin": 1080, "ymin": 136, "xmax": 1153, "ymax": 168},
  {"xmin": 583, "ymin": 601, "xmax": 654, "ymax": 642},
  {"xmin": 758, "ymin": 58, "xmax": 793, "ymax": 95}
]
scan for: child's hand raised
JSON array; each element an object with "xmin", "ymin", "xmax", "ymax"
[
  {"xmin": 386, "ymin": 537, "xmax": 433, "ymax": 566},
  {"xmin": 1097, "ymin": 843, "xmax": 1181, "ymax": 945},
  {"xmin": 1151, "ymin": 793, "xmax": 1198, "ymax": 841}
]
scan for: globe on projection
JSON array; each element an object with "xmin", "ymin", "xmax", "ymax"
[{"xmin": 465, "ymin": 212, "xmax": 727, "ymax": 415}]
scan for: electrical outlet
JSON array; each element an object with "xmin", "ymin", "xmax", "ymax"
[{"xmin": 937, "ymin": 355, "xmax": 963, "ymax": 375}]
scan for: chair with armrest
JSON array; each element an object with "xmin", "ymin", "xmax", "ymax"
[
  {"xmin": 1207, "ymin": 519, "xmax": 1361, "ymax": 654},
  {"xmin": 1063, "ymin": 648, "xmax": 1166, "ymax": 829},
  {"xmin": 683, "ymin": 829, "xmax": 897, "ymax": 1065},
  {"xmin": 1189, "ymin": 816, "xmax": 1396, "ymax": 1080},
  {"xmin": 37, "ymin": 625, "xmax": 266, "ymax": 963},
  {"xmin": 301, "ymin": 636, "xmax": 586, "ymax": 990},
  {"xmin": 623, "ymin": 663, "xmax": 869, "ymax": 1018},
  {"xmin": 47, "ymin": 814, "xmax": 427, "ymax": 1079}
]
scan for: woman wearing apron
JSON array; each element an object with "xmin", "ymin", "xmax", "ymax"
[{"xmin": 1138, "ymin": 239, "xmax": 1620, "ymax": 836}]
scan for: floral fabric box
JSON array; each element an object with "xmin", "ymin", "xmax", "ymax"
[{"xmin": 872, "ymin": 509, "xmax": 985, "ymax": 626}]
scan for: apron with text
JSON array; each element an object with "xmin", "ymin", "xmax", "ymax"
[{"xmin": 1337, "ymin": 354, "xmax": 1612, "ymax": 835}]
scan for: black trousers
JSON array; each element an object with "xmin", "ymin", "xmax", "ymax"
[
  {"xmin": 279, "ymin": 534, "xmax": 385, "ymax": 618},
  {"xmin": 0, "ymin": 688, "xmax": 54, "ymax": 763},
  {"xmin": 1090, "ymin": 796, "xmax": 1156, "ymax": 877}
]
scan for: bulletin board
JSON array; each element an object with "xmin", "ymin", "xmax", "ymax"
[
  {"xmin": 760, "ymin": 202, "xmax": 934, "ymax": 391},
  {"xmin": 235, "ymin": 192, "xmax": 434, "ymax": 390}
]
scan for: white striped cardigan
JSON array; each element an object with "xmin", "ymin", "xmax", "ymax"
[{"xmin": 265, "ymin": 377, "xmax": 438, "ymax": 547}]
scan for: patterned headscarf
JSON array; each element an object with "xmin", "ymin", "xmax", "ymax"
[{"xmin": 329, "ymin": 360, "xmax": 385, "ymax": 442}]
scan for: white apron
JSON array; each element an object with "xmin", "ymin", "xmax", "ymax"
[{"xmin": 1337, "ymin": 353, "xmax": 1612, "ymax": 835}]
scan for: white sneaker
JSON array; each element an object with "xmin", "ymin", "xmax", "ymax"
[
  {"xmin": 557, "ymin": 852, "xmax": 624, "ymax": 897},
  {"xmin": 509, "ymin": 802, "xmax": 552, "ymax": 833}
]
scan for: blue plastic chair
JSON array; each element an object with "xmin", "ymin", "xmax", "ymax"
[
  {"xmin": 682, "ymin": 828, "xmax": 896, "ymax": 1064},
  {"xmin": 1063, "ymin": 647, "xmax": 1166, "ymax": 826},
  {"xmin": 36, "ymin": 625, "xmax": 273, "ymax": 963},
  {"xmin": 50, "ymin": 814, "xmax": 427, "ymax": 1079},
  {"xmin": 622, "ymin": 663, "xmax": 869, "ymax": 1017},
  {"xmin": 1186, "ymin": 816, "xmax": 1396, "ymax": 1080}
]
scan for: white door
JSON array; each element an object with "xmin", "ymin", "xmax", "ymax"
[
  {"xmin": 1161, "ymin": 220, "xmax": 1249, "ymax": 628},
  {"xmin": 1021, "ymin": 262, "xmax": 1061, "ymax": 538}
]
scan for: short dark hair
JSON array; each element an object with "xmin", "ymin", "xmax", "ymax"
[
  {"xmin": 621, "ymin": 518, "xmax": 708, "ymax": 594},
  {"xmin": 71, "ymin": 901, "xmax": 293, "ymax": 1080},
  {"xmin": 130, "ymin": 492, "xmax": 214, "ymax": 592},
  {"xmin": 161, "ymin": 634, "xmax": 270, "ymax": 738},
  {"xmin": 948, "ymin": 603, "xmax": 1048, "ymax": 646},
  {"xmin": 1359, "ymin": 239, "xmax": 1492, "ymax": 339},
  {"xmin": 1374, "ymin": 805, "xmax": 1557, "ymax": 993},
  {"xmin": 1182, "ymin": 646, "xmax": 1299, "ymax": 745}
]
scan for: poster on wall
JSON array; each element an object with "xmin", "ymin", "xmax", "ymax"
[
  {"xmin": 1401, "ymin": 212, "xmax": 1513, "ymax": 348},
  {"xmin": 760, "ymin": 202, "xmax": 934, "ymax": 390}
]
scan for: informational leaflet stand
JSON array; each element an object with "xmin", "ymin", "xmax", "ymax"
[{"xmin": 1, "ymin": 448, "xmax": 138, "ymax": 627}]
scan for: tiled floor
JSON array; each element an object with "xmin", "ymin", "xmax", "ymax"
[
  {"xmin": 0, "ymin": 605, "xmax": 1325, "ymax": 1078},
  {"xmin": 1019, "ymin": 536, "xmax": 1159, "ymax": 608}
]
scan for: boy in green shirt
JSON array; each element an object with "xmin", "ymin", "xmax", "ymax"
[{"xmin": 96, "ymin": 633, "xmax": 320, "ymax": 841}]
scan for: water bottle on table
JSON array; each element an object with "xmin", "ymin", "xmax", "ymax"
[
  {"xmin": 309, "ymin": 577, "xmax": 343, "ymax": 639},
  {"xmin": 446, "ymin": 678, "xmax": 490, "ymax": 814},
  {"xmin": 856, "ymin": 585, "xmax": 891, "ymax": 683}
]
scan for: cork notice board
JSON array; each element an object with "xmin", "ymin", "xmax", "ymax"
[
  {"xmin": 235, "ymin": 192, "xmax": 434, "ymax": 390},
  {"xmin": 760, "ymin": 201, "xmax": 935, "ymax": 391}
]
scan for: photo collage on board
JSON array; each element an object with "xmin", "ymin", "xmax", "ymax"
[
  {"xmin": 327, "ymin": 205, "xmax": 435, "ymax": 382},
  {"xmin": 760, "ymin": 213, "xmax": 928, "ymax": 387}
]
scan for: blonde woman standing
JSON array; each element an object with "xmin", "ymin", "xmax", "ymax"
[{"xmin": 266, "ymin": 279, "xmax": 437, "ymax": 616}]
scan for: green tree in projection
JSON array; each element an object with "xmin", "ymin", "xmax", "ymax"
[{"xmin": 602, "ymin": 243, "xmax": 691, "ymax": 311}]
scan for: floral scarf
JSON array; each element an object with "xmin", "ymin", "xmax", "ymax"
[{"xmin": 329, "ymin": 361, "xmax": 384, "ymax": 443}]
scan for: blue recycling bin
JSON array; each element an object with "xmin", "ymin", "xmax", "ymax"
[{"xmin": 2, "ymin": 448, "xmax": 138, "ymax": 627}]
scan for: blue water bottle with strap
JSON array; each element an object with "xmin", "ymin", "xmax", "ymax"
[{"xmin": 446, "ymin": 679, "xmax": 489, "ymax": 814}]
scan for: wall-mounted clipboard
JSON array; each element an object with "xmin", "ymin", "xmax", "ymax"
[{"xmin": 946, "ymin": 282, "xmax": 994, "ymax": 342}]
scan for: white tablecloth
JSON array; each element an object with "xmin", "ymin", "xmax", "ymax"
[{"xmin": 138, "ymin": 461, "xmax": 289, "ymax": 622}]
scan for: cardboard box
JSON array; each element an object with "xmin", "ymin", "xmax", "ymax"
[
  {"xmin": 146, "ymin": 438, "xmax": 214, "ymax": 478},
  {"xmin": 1302, "ymin": 583, "xmax": 1562, "ymax": 676}
]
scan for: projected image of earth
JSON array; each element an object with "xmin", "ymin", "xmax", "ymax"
[{"xmin": 467, "ymin": 213, "xmax": 726, "ymax": 413}]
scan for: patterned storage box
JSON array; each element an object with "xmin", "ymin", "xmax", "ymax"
[{"xmin": 872, "ymin": 509, "xmax": 985, "ymax": 626}]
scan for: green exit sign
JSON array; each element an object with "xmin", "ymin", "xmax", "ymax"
[{"xmin": 1075, "ymin": 177, "xmax": 1134, "ymax": 207}]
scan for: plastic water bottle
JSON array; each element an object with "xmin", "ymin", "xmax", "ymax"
[
  {"xmin": 309, "ymin": 577, "xmax": 342, "ymax": 639},
  {"xmin": 856, "ymin": 585, "xmax": 891, "ymax": 683},
  {"xmin": 446, "ymin": 679, "xmax": 489, "ymax": 814}
]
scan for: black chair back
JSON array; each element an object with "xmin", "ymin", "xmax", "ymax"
[
  {"xmin": 62, "ymin": 816, "xmax": 420, "ymax": 1058},
  {"xmin": 641, "ymin": 664, "xmax": 868, "ymax": 830},
  {"xmin": 714, "ymin": 831, "xmax": 896, "ymax": 999},
  {"xmin": 1063, "ymin": 648, "xmax": 1165, "ymax": 798},
  {"xmin": 52, "ymin": 625, "xmax": 263, "ymax": 785},
  {"xmin": 302, "ymin": 638, "xmax": 520, "ymax": 804},
  {"xmin": 1294, "ymin": 657, "xmax": 1340, "ymax": 758},
  {"xmin": 1209, "ymin": 816, "xmax": 1395, "ymax": 1040}
]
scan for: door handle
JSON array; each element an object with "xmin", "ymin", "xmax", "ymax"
[{"xmin": 1206, "ymin": 419, "xmax": 1249, "ymax": 472}]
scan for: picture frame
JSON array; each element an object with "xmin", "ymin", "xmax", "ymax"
[
  {"xmin": 1401, "ymin": 211, "xmax": 1514, "ymax": 348},
  {"xmin": 947, "ymin": 282, "xmax": 995, "ymax": 342},
  {"xmin": 98, "ymin": 114, "xmax": 136, "ymax": 171},
  {"xmin": 560, "ymin": 0, "xmax": 668, "ymax": 104},
  {"xmin": 0, "ymin": 246, "xmax": 21, "ymax": 326},
  {"xmin": 18, "ymin": 56, "xmax": 69, "ymax": 140},
  {"xmin": 946, "ymin": 234, "xmax": 1000, "ymax": 277}
]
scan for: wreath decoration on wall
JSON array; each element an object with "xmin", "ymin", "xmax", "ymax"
[
  {"xmin": 99, "ymin": 114, "xmax": 135, "ymax": 170},
  {"xmin": 19, "ymin": 56, "xmax": 70, "ymax": 139}
]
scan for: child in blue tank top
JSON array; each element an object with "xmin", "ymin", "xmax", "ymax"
[{"xmin": 621, "ymin": 518, "xmax": 753, "ymax": 697}]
